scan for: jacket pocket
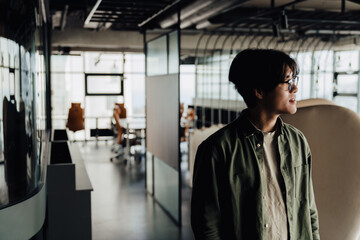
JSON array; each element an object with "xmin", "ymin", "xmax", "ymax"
[{"xmin": 294, "ymin": 164, "xmax": 309, "ymax": 200}]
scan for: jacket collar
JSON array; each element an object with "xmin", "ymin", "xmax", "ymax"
[{"xmin": 237, "ymin": 108, "xmax": 285, "ymax": 138}]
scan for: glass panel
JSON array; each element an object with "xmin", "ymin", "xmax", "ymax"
[
  {"xmin": 229, "ymin": 86, "xmax": 238, "ymax": 100},
  {"xmin": 180, "ymin": 65, "xmax": 195, "ymax": 106},
  {"xmin": 51, "ymin": 73, "xmax": 84, "ymax": 117},
  {"xmin": 211, "ymin": 83, "xmax": 220, "ymax": 99},
  {"xmin": 297, "ymin": 74, "xmax": 311, "ymax": 100},
  {"xmin": 334, "ymin": 96, "xmax": 358, "ymax": 113},
  {"xmin": 313, "ymin": 50, "xmax": 333, "ymax": 72},
  {"xmin": 220, "ymin": 83, "xmax": 229, "ymax": 100},
  {"xmin": 86, "ymin": 75, "xmax": 122, "ymax": 95},
  {"xmin": 146, "ymin": 152, "xmax": 153, "ymax": 195},
  {"xmin": 337, "ymin": 74, "xmax": 358, "ymax": 94},
  {"xmin": 85, "ymin": 96, "xmax": 120, "ymax": 117},
  {"xmin": 295, "ymin": 52, "xmax": 312, "ymax": 74},
  {"xmin": 8, "ymin": 40, "xmax": 16, "ymax": 69},
  {"xmin": 51, "ymin": 55, "xmax": 83, "ymax": 72},
  {"xmin": 1, "ymin": 68, "xmax": 9, "ymax": 99},
  {"xmin": 85, "ymin": 96, "xmax": 121, "ymax": 139},
  {"xmin": 1, "ymin": 38, "xmax": 9, "ymax": 67},
  {"xmin": 335, "ymin": 51, "xmax": 359, "ymax": 72},
  {"xmin": 84, "ymin": 52, "xmax": 123, "ymax": 73},
  {"xmin": 124, "ymin": 53, "xmax": 145, "ymax": 73},
  {"xmin": 147, "ymin": 35, "xmax": 167, "ymax": 76},
  {"xmin": 154, "ymin": 156, "xmax": 179, "ymax": 222},
  {"xmin": 124, "ymin": 73, "xmax": 145, "ymax": 116},
  {"xmin": 169, "ymin": 31, "xmax": 179, "ymax": 74},
  {"xmin": 315, "ymin": 73, "xmax": 333, "ymax": 100},
  {"xmin": 9, "ymin": 72, "xmax": 14, "ymax": 95}
]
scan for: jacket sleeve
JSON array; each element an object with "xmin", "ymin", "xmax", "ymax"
[
  {"xmin": 308, "ymin": 153, "xmax": 320, "ymax": 240},
  {"xmin": 191, "ymin": 141, "xmax": 230, "ymax": 239}
]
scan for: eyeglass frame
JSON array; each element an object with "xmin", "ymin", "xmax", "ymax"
[{"xmin": 280, "ymin": 76, "xmax": 299, "ymax": 92}]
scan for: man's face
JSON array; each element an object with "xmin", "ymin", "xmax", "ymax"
[{"xmin": 262, "ymin": 65, "xmax": 298, "ymax": 115}]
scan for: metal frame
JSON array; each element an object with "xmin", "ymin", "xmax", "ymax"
[{"xmin": 84, "ymin": 73, "xmax": 124, "ymax": 96}]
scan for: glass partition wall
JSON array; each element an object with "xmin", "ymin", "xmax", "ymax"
[
  {"xmin": 145, "ymin": 30, "xmax": 181, "ymax": 225},
  {"xmin": 0, "ymin": 0, "xmax": 50, "ymax": 209}
]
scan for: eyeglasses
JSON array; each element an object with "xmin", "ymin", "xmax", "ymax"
[{"xmin": 281, "ymin": 76, "xmax": 299, "ymax": 91}]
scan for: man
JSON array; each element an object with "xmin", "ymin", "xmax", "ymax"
[{"xmin": 191, "ymin": 49, "xmax": 320, "ymax": 240}]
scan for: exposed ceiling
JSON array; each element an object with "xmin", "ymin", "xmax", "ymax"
[
  {"xmin": 49, "ymin": 0, "xmax": 360, "ymax": 37},
  {"xmin": 50, "ymin": 0, "xmax": 181, "ymax": 31}
]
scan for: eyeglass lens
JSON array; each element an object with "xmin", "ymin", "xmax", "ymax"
[{"xmin": 289, "ymin": 77, "xmax": 298, "ymax": 91}]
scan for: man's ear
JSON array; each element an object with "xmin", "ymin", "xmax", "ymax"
[{"xmin": 254, "ymin": 88, "xmax": 264, "ymax": 100}]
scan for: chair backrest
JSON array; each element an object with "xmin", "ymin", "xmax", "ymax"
[
  {"xmin": 66, "ymin": 103, "xmax": 84, "ymax": 132},
  {"xmin": 188, "ymin": 124, "xmax": 225, "ymax": 187},
  {"xmin": 115, "ymin": 103, "xmax": 127, "ymax": 119},
  {"xmin": 281, "ymin": 99, "xmax": 360, "ymax": 240}
]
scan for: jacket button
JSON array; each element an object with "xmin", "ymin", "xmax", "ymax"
[
  {"xmin": 257, "ymin": 143, "xmax": 261, "ymax": 148},
  {"xmin": 264, "ymin": 224, "xmax": 269, "ymax": 228}
]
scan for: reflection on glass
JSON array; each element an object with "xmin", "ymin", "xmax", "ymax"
[
  {"xmin": 146, "ymin": 151, "xmax": 153, "ymax": 195},
  {"xmin": 169, "ymin": 31, "xmax": 179, "ymax": 74},
  {"xmin": 0, "ymin": 0, "xmax": 49, "ymax": 208},
  {"xmin": 147, "ymin": 35, "xmax": 167, "ymax": 76}
]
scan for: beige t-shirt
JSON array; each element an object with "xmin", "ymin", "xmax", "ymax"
[{"xmin": 262, "ymin": 130, "xmax": 288, "ymax": 240}]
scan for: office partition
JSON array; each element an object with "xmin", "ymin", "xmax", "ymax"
[{"xmin": 145, "ymin": 30, "xmax": 181, "ymax": 225}]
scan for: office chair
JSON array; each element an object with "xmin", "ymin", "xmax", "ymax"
[
  {"xmin": 66, "ymin": 103, "xmax": 85, "ymax": 132},
  {"xmin": 110, "ymin": 104, "xmax": 138, "ymax": 164},
  {"xmin": 281, "ymin": 98, "xmax": 360, "ymax": 240}
]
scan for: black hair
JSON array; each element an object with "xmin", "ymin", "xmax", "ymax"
[{"xmin": 228, "ymin": 49, "xmax": 299, "ymax": 108}]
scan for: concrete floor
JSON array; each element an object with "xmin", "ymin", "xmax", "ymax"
[{"xmin": 79, "ymin": 141, "xmax": 193, "ymax": 240}]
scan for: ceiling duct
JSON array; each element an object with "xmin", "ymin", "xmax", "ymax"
[
  {"xmin": 159, "ymin": 0, "xmax": 215, "ymax": 28},
  {"xmin": 159, "ymin": 0, "xmax": 249, "ymax": 29}
]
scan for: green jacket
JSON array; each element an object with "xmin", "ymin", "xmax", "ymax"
[{"xmin": 191, "ymin": 110, "xmax": 320, "ymax": 240}]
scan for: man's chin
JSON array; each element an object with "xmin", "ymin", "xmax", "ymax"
[
  {"xmin": 290, "ymin": 107, "xmax": 297, "ymax": 114},
  {"xmin": 280, "ymin": 107, "xmax": 297, "ymax": 115}
]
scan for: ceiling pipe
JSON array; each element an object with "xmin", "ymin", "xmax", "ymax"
[
  {"xmin": 194, "ymin": 0, "xmax": 251, "ymax": 29},
  {"xmin": 84, "ymin": 0, "xmax": 102, "ymax": 27},
  {"xmin": 181, "ymin": 0, "xmax": 249, "ymax": 29},
  {"xmin": 159, "ymin": 0, "xmax": 215, "ymax": 28},
  {"xmin": 60, "ymin": 5, "xmax": 68, "ymax": 31},
  {"xmin": 138, "ymin": 0, "xmax": 181, "ymax": 28}
]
